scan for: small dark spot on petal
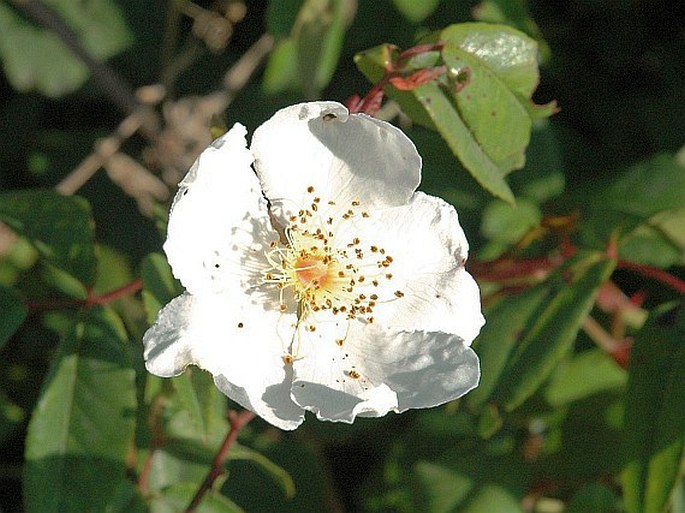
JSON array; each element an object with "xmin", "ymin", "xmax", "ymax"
[
  {"xmin": 322, "ymin": 113, "xmax": 337, "ymax": 121},
  {"xmin": 237, "ymin": 322, "xmax": 244, "ymax": 328}
]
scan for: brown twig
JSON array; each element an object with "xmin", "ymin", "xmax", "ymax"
[{"xmin": 185, "ymin": 410, "xmax": 256, "ymax": 513}]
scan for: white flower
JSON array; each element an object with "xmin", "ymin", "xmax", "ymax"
[{"xmin": 143, "ymin": 101, "xmax": 484, "ymax": 430}]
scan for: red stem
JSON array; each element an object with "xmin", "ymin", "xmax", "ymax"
[
  {"xmin": 27, "ymin": 278, "xmax": 144, "ymax": 312},
  {"xmin": 185, "ymin": 410, "xmax": 256, "ymax": 513},
  {"xmin": 85, "ymin": 278, "xmax": 144, "ymax": 306},
  {"xmin": 617, "ymin": 259, "xmax": 685, "ymax": 295}
]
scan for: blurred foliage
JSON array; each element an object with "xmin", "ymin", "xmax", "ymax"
[{"xmin": 0, "ymin": 0, "xmax": 683, "ymax": 512}]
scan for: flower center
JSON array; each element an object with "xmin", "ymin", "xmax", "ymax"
[
  {"xmin": 262, "ymin": 186, "xmax": 401, "ymax": 325},
  {"xmin": 294, "ymin": 255, "xmax": 330, "ymax": 290}
]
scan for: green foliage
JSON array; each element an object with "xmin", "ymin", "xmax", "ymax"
[
  {"xmin": 354, "ymin": 22, "xmax": 556, "ymax": 203},
  {"xmin": 0, "ymin": 2, "xmax": 683, "ymax": 513},
  {"xmin": 0, "ymin": 0, "xmax": 132, "ymax": 96},
  {"xmin": 24, "ymin": 306, "xmax": 137, "ymax": 513},
  {"xmin": 264, "ymin": 0, "xmax": 351, "ymax": 97},
  {"xmin": 622, "ymin": 303, "xmax": 685, "ymax": 513}
]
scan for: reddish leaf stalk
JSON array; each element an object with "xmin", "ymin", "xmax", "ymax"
[
  {"xmin": 617, "ymin": 259, "xmax": 685, "ymax": 295},
  {"xmin": 347, "ymin": 42, "xmax": 446, "ymax": 115},
  {"xmin": 185, "ymin": 410, "xmax": 256, "ymax": 513},
  {"xmin": 85, "ymin": 278, "xmax": 144, "ymax": 306},
  {"xmin": 26, "ymin": 278, "xmax": 144, "ymax": 312}
]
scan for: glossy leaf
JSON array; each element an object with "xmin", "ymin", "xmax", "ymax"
[
  {"xmin": 440, "ymin": 23, "xmax": 540, "ymax": 100},
  {"xmin": 621, "ymin": 303, "xmax": 685, "ymax": 513},
  {"xmin": 354, "ymin": 22, "xmax": 555, "ymax": 202},
  {"xmin": 441, "ymin": 46, "xmax": 531, "ymax": 172},
  {"xmin": 0, "ymin": 284, "xmax": 27, "ymax": 350},
  {"xmin": 0, "ymin": 0, "xmax": 132, "ymax": 97},
  {"xmin": 24, "ymin": 306, "xmax": 137, "ymax": 513},
  {"xmin": 495, "ymin": 252, "xmax": 616, "ymax": 411},
  {"xmin": 0, "ymin": 189, "xmax": 97, "ymax": 286}
]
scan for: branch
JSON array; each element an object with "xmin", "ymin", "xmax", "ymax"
[
  {"xmin": 26, "ymin": 278, "xmax": 144, "ymax": 313},
  {"xmin": 9, "ymin": 0, "xmax": 139, "ymax": 116},
  {"xmin": 185, "ymin": 409, "xmax": 256, "ymax": 513}
]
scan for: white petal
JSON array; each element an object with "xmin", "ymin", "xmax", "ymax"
[
  {"xmin": 289, "ymin": 320, "xmax": 479, "ymax": 421},
  {"xmin": 289, "ymin": 320, "xmax": 398, "ymax": 423},
  {"xmin": 353, "ymin": 192, "xmax": 484, "ymax": 343},
  {"xmin": 164, "ymin": 123, "xmax": 279, "ymax": 296},
  {"xmin": 143, "ymin": 293, "xmax": 305, "ymax": 431},
  {"xmin": 250, "ymin": 101, "xmax": 421, "ymax": 223}
]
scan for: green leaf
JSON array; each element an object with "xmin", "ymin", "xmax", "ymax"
[
  {"xmin": 441, "ymin": 44, "xmax": 532, "ymax": 172},
  {"xmin": 171, "ymin": 368, "xmax": 223, "ymax": 446},
  {"xmin": 150, "ymin": 482, "xmax": 244, "ymax": 513},
  {"xmin": 354, "ymin": 24, "xmax": 556, "ymax": 202},
  {"xmin": 566, "ymin": 483, "xmax": 620, "ymax": 513},
  {"xmin": 440, "ymin": 23, "xmax": 543, "ymax": 101},
  {"xmin": 467, "ymin": 285, "xmax": 549, "ymax": 409},
  {"xmin": 481, "ymin": 198, "xmax": 542, "ymax": 244},
  {"xmin": 461, "ymin": 483, "xmax": 523, "ymax": 513},
  {"xmin": 266, "ymin": 0, "xmax": 303, "ymax": 38},
  {"xmin": 414, "ymin": 461, "xmax": 474, "ymax": 513},
  {"xmin": 0, "ymin": 0, "xmax": 132, "ymax": 97},
  {"xmin": 263, "ymin": 0, "xmax": 351, "ymax": 96},
  {"xmin": 391, "ymin": 0, "xmax": 440, "ymax": 23},
  {"xmin": 582, "ymin": 154, "xmax": 685, "ymax": 248},
  {"xmin": 618, "ymin": 208, "xmax": 685, "ymax": 268},
  {"xmin": 24, "ymin": 306, "xmax": 137, "ymax": 513},
  {"xmin": 262, "ymin": 38, "xmax": 300, "ymax": 94},
  {"xmin": 412, "ymin": 82, "xmax": 515, "ymax": 203},
  {"xmin": 472, "ymin": 0, "xmax": 551, "ymax": 63},
  {"xmin": 162, "ymin": 438, "xmax": 296, "ymax": 500},
  {"xmin": 141, "ymin": 252, "xmax": 180, "ymax": 324},
  {"xmin": 0, "ymin": 284, "xmax": 27, "ymax": 351},
  {"xmin": 621, "ymin": 303, "xmax": 685, "ymax": 513},
  {"xmin": 0, "ymin": 189, "xmax": 97, "ymax": 286},
  {"xmin": 495, "ymin": 252, "xmax": 616, "ymax": 411},
  {"xmin": 545, "ymin": 348, "xmax": 626, "ymax": 407}
]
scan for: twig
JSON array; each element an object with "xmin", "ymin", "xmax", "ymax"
[
  {"xmin": 185, "ymin": 410, "xmax": 256, "ymax": 513},
  {"xmin": 56, "ymin": 109, "xmax": 152, "ymax": 195},
  {"xmin": 9, "ymin": 0, "xmax": 139, "ymax": 116},
  {"xmin": 26, "ymin": 279, "xmax": 144, "ymax": 312}
]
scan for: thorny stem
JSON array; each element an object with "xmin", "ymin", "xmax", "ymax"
[{"xmin": 185, "ymin": 410, "xmax": 256, "ymax": 513}]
